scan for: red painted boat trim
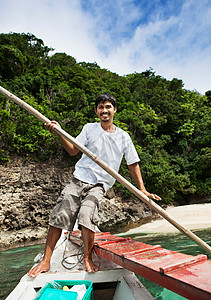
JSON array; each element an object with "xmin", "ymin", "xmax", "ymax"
[{"xmin": 69, "ymin": 231, "xmax": 211, "ymax": 300}]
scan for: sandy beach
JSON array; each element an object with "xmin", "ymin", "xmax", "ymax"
[{"xmin": 125, "ymin": 203, "xmax": 211, "ymax": 234}]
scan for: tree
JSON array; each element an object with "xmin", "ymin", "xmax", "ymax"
[
  {"xmin": 0, "ymin": 32, "xmax": 210, "ymax": 204},
  {"xmin": 0, "ymin": 33, "xmax": 52, "ymax": 78}
]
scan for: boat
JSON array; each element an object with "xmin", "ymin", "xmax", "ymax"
[
  {"xmin": 6, "ymin": 229, "xmax": 211, "ymax": 300},
  {"xmin": 5, "ymin": 230, "xmax": 155, "ymax": 300}
]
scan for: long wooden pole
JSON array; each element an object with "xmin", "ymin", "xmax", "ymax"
[{"xmin": 1, "ymin": 85, "xmax": 211, "ymax": 255}]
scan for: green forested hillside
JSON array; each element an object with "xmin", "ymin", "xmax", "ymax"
[{"xmin": 0, "ymin": 33, "xmax": 210, "ymax": 203}]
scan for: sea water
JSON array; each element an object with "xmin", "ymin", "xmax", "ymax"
[
  {"xmin": 0, "ymin": 244, "xmax": 45, "ymax": 299},
  {"xmin": 0, "ymin": 228, "xmax": 211, "ymax": 300}
]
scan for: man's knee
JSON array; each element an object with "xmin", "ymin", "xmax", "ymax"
[{"xmin": 78, "ymin": 203, "xmax": 98, "ymax": 232}]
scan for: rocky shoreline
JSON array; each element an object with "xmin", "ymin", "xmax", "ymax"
[{"xmin": 0, "ymin": 156, "xmax": 156, "ymax": 251}]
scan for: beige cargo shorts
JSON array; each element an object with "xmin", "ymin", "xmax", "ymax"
[{"xmin": 49, "ymin": 176, "xmax": 104, "ymax": 232}]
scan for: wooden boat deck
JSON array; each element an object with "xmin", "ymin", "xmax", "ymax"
[{"xmin": 70, "ymin": 230, "xmax": 211, "ymax": 300}]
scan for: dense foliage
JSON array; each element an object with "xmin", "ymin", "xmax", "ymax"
[{"xmin": 0, "ymin": 33, "xmax": 210, "ymax": 203}]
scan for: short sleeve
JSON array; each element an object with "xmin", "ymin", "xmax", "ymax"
[
  {"xmin": 124, "ymin": 134, "xmax": 140, "ymax": 165},
  {"xmin": 76, "ymin": 124, "xmax": 89, "ymax": 146}
]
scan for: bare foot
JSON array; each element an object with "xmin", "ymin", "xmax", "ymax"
[
  {"xmin": 27, "ymin": 260, "xmax": 50, "ymax": 278},
  {"xmin": 83, "ymin": 257, "xmax": 99, "ymax": 273}
]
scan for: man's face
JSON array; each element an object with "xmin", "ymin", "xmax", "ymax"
[{"xmin": 95, "ymin": 100, "xmax": 117, "ymax": 123}]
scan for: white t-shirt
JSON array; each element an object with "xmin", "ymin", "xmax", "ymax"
[{"xmin": 73, "ymin": 123, "xmax": 140, "ymax": 191}]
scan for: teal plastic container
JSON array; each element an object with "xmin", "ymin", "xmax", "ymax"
[
  {"xmin": 39, "ymin": 288, "xmax": 78, "ymax": 300},
  {"xmin": 35, "ymin": 280, "xmax": 93, "ymax": 300}
]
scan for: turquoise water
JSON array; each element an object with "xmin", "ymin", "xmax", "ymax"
[
  {"xmin": 0, "ymin": 228, "xmax": 211, "ymax": 300},
  {"xmin": 0, "ymin": 244, "xmax": 45, "ymax": 299}
]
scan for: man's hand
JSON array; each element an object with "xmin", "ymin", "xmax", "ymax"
[
  {"xmin": 44, "ymin": 121, "xmax": 79, "ymax": 156},
  {"xmin": 142, "ymin": 190, "xmax": 162, "ymax": 201},
  {"xmin": 44, "ymin": 121, "xmax": 61, "ymax": 135}
]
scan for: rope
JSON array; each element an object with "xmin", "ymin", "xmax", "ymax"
[
  {"xmin": 61, "ymin": 235, "xmax": 101, "ymax": 271},
  {"xmin": 61, "ymin": 242, "xmax": 84, "ymax": 270}
]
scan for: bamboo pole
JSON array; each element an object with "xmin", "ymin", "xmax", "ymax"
[{"xmin": 0, "ymin": 85, "xmax": 211, "ymax": 255}]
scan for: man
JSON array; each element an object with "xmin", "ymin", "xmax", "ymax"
[{"xmin": 28, "ymin": 92, "xmax": 161, "ymax": 278}]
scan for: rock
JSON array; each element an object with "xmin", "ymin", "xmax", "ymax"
[
  {"xmin": 105, "ymin": 188, "xmax": 116, "ymax": 199},
  {"xmin": 0, "ymin": 155, "xmax": 155, "ymax": 250}
]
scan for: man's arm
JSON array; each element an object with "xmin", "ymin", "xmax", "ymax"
[
  {"xmin": 44, "ymin": 121, "xmax": 80, "ymax": 156},
  {"xmin": 128, "ymin": 162, "xmax": 161, "ymax": 201}
]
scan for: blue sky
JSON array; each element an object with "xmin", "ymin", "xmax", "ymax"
[{"xmin": 0, "ymin": 0, "xmax": 211, "ymax": 94}]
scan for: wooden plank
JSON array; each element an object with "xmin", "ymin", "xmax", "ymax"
[
  {"xmin": 69, "ymin": 231, "xmax": 211, "ymax": 300},
  {"xmin": 122, "ymin": 245, "xmax": 162, "ymax": 258},
  {"xmin": 160, "ymin": 254, "xmax": 207, "ymax": 274}
]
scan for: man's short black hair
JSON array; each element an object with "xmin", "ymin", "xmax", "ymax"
[{"xmin": 95, "ymin": 92, "xmax": 116, "ymax": 109}]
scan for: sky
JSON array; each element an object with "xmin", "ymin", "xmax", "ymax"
[{"xmin": 0, "ymin": 0, "xmax": 211, "ymax": 94}]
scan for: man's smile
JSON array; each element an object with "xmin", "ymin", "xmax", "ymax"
[{"xmin": 100, "ymin": 113, "xmax": 110, "ymax": 116}]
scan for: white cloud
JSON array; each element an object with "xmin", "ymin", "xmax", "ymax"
[
  {"xmin": 98, "ymin": 0, "xmax": 211, "ymax": 93},
  {"xmin": 0, "ymin": 0, "xmax": 210, "ymax": 94},
  {"xmin": 0, "ymin": 0, "xmax": 100, "ymax": 61}
]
